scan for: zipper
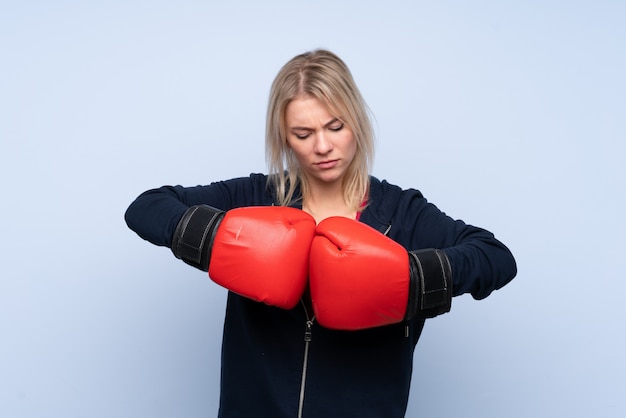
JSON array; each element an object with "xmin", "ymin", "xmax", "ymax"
[{"xmin": 298, "ymin": 300, "xmax": 315, "ymax": 418}]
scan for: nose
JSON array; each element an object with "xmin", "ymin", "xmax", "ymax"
[{"xmin": 313, "ymin": 132, "xmax": 333, "ymax": 154}]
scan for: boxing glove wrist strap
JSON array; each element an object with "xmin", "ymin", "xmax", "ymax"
[
  {"xmin": 406, "ymin": 249, "xmax": 453, "ymax": 319},
  {"xmin": 171, "ymin": 205, "xmax": 225, "ymax": 271}
]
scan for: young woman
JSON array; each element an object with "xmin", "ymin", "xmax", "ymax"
[{"xmin": 125, "ymin": 49, "xmax": 517, "ymax": 418}]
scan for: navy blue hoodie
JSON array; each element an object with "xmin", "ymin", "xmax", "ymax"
[{"xmin": 125, "ymin": 174, "xmax": 517, "ymax": 417}]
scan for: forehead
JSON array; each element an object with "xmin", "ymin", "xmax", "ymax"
[{"xmin": 285, "ymin": 96, "xmax": 338, "ymax": 125}]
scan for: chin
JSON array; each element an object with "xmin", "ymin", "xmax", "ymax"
[
  {"xmin": 317, "ymin": 174, "xmax": 344, "ymax": 185},
  {"xmin": 305, "ymin": 167, "xmax": 347, "ymax": 186}
]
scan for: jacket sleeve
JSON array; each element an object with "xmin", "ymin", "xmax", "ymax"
[
  {"xmin": 397, "ymin": 192, "xmax": 517, "ymax": 301},
  {"xmin": 124, "ymin": 174, "xmax": 268, "ymax": 248}
]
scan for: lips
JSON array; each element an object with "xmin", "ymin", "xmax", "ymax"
[{"xmin": 315, "ymin": 159, "xmax": 339, "ymax": 169}]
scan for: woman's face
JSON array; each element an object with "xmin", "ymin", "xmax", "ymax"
[{"xmin": 284, "ymin": 96, "xmax": 357, "ymax": 188}]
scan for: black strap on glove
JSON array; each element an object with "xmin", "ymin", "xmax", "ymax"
[
  {"xmin": 171, "ymin": 205, "xmax": 225, "ymax": 271},
  {"xmin": 405, "ymin": 249, "xmax": 453, "ymax": 319}
]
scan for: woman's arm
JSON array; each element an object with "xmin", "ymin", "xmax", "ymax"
[
  {"xmin": 124, "ymin": 174, "xmax": 270, "ymax": 247},
  {"xmin": 401, "ymin": 195, "xmax": 517, "ymax": 301},
  {"xmin": 125, "ymin": 185, "xmax": 199, "ymax": 247}
]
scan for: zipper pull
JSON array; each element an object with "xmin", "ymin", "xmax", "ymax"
[{"xmin": 304, "ymin": 320, "xmax": 313, "ymax": 342}]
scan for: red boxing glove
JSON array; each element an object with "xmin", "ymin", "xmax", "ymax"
[
  {"xmin": 210, "ymin": 207, "xmax": 316, "ymax": 309},
  {"xmin": 172, "ymin": 206, "xmax": 316, "ymax": 309},
  {"xmin": 309, "ymin": 217, "xmax": 452, "ymax": 330}
]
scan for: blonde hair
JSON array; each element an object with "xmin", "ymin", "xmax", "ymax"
[{"xmin": 266, "ymin": 49, "xmax": 374, "ymax": 211}]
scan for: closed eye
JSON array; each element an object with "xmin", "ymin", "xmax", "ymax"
[
  {"xmin": 294, "ymin": 132, "xmax": 311, "ymax": 139},
  {"xmin": 329, "ymin": 122, "xmax": 344, "ymax": 132}
]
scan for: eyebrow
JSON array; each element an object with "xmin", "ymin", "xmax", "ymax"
[{"xmin": 289, "ymin": 118, "xmax": 342, "ymax": 131}]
